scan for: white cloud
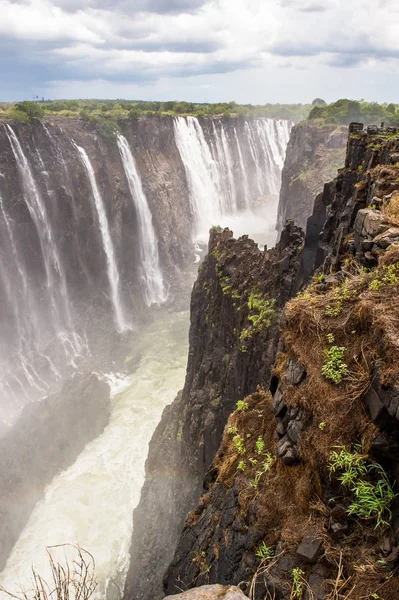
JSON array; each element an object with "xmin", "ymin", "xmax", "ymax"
[{"xmin": 1, "ymin": 0, "xmax": 399, "ymax": 101}]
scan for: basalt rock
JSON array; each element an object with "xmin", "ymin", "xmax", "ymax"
[
  {"xmin": 276, "ymin": 122, "xmax": 347, "ymax": 234},
  {"xmin": 124, "ymin": 223, "xmax": 303, "ymax": 600},
  {"xmin": 158, "ymin": 125, "xmax": 399, "ymax": 600}
]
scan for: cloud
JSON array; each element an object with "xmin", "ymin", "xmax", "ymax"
[{"xmin": 1, "ymin": 0, "xmax": 399, "ymax": 101}]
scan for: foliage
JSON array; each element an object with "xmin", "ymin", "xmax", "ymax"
[
  {"xmin": 290, "ymin": 568, "xmax": 305, "ymax": 599},
  {"xmin": 13, "ymin": 101, "xmax": 45, "ymax": 121},
  {"xmin": 255, "ymin": 436, "xmax": 265, "ymax": 454},
  {"xmin": 1, "ymin": 99, "xmax": 313, "ymax": 123},
  {"xmin": 369, "ymin": 262, "xmax": 399, "ymax": 291},
  {"xmin": 329, "ymin": 447, "xmax": 396, "ymax": 527},
  {"xmin": 236, "ymin": 400, "xmax": 249, "ymax": 411},
  {"xmin": 232, "ymin": 433, "xmax": 246, "ymax": 455},
  {"xmin": 308, "ymin": 98, "xmax": 399, "ymax": 126},
  {"xmin": 321, "ymin": 345, "xmax": 348, "ymax": 384},
  {"xmin": 240, "ymin": 292, "xmax": 276, "ymax": 343},
  {"xmin": 255, "ymin": 541, "xmax": 273, "ymax": 562}
]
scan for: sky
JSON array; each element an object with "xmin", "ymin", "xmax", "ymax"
[{"xmin": 1, "ymin": 0, "xmax": 398, "ymax": 103}]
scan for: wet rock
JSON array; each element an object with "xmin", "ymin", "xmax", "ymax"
[
  {"xmin": 163, "ymin": 585, "xmax": 249, "ymax": 600},
  {"xmin": 296, "ymin": 528, "xmax": 324, "ymax": 564}
]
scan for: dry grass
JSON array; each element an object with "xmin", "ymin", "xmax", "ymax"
[
  {"xmin": 382, "ymin": 191, "xmax": 399, "ymax": 226},
  {"xmin": 0, "ymin": 545, "xmax": 96, "ymax": 600}
]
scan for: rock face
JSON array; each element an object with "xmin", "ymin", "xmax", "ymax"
[
  {"xmin": 156, "ymin": 124, "xmax": 399, "ymax": 600},
  {"xmin": 0, "ymin": 373, "xmax": 110, "ymax": 571},
  {"xmin": 123, "ymin": 224, "xmax": 303, "ymax": 600},
  {"xmin": 276, "ymin": 122, "xmax": 347, "ymax": 234}
]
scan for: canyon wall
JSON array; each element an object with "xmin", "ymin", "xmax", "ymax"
[
  {"xmin": 0, "ymin": 115, "xmax": 291, "ymax": 420},
  {"xmin": 276, "ymin": 122, "xmax": 347, "ymax": 234},
  {"xmin": 157, "ymin": 124, "xmax": 399, "ymax": 600}
]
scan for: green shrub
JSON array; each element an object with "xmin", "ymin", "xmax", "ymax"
[
  {"xmin": 321, "ymin": 346, "xmax": 348, "ymax": 384},
  {"xmin": 329, "ymin": 446, "xmax": 396, "ymax": 527}
]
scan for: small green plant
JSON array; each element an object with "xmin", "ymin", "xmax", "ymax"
[
  {"xmin": 232, "ymin": 434, "xmax": 246, "ymax": 455},
  {"xmin": 255, "ymin": 541, "xmax": 273, "ymax": 562},
  {"xmin": 290, "ymin": 568, "xmax": 305, "ymax": 599},
  {"xmin": 228, "ymin": 426, "xmax": 238, "ymax": 436},
  {"xmin": 322, "ymin": 346, "xmax": 348, "ymax": 384},
  {"xmin": 236, "ymin": 399, "xmax": 249, "ymax": 411},
  {"xmin": 370, "ymin": 263, "xmax": 399, "ymax": 291},
  {"xmin": 256, "ymin": 436, "xmax": 265, "ymax": 454},
  {"xmin": 326, "ymin": 333, "xmax": 335, "ymax": 344},
  {"xmin": 329, "ymin": 446, "xmax": 396, "ymax": 527},
  {"xmin": 210, "ymin": 225, "xmax": 223, "ymax": 233},
  {"xmin": 237, "ymin": 460, "xmax": 246, "ymax": 472},
  {"xmin": 240, "ymin": 291, "xmax": 276, "ymax": 342},
  {"xmin": 318, "ymin": 421, "xmax": 327, "ymax": 431}
]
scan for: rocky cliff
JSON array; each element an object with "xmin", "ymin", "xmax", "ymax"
[
  {"xmin": 124, "ymin": 223, "xmax": 303, "ymax": 600},
  {"xmin": 276, "ymin": 122, "xmax": 347, "ymax": 234},
  {"xmin": 127, "ymin": 124, "xmax": 399, "ymax": 600}
]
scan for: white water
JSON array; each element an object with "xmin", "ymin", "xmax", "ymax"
[
  {"xmin": 174, "ymin": 117, "xmax": 292, "ymax": 243},
  {"xmin": 74, "ymin": 143, "xmax": 131, "ymax": 332},
  {"xmin": 0, "ymin": 310, "xmax": 189, "ymax": 600},
  {"xmin": 116, "ymin": 134, "xmax": 166, "ymax": 306}
]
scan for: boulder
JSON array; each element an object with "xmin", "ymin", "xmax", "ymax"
[
  {"xmin": 164, "ymin": 586, "xmax": 249, "ymax": 600},
  {"xmin": 354, "ymin": 209, "xmax": 389, "ymax": 240}
]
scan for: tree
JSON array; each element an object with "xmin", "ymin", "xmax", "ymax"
[
  {"xmin": 311, "ymin": 98, "xmax": 327, "ymax": 106},
  {"xmin": 14, "ymin": 101, "xmax": 44, "ymax": 121}
]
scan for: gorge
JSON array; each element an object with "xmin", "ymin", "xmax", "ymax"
[
  {"xmin": 3, "ymin": 110, "xmax": 397, "ymax": 600},
  {"xmin": 0, "ymin": 113, "xmax": 294, "ymax": 597},
  {"xmin": 0, "ymin": 115, "xmax": 291, "ymax": 422}
]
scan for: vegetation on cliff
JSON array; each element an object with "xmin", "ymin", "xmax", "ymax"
[{"xmin": 162, "ymin": 127, "xmax": 399, "ymax": 600}]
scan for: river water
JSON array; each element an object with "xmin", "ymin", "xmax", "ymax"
[{"xmin": 0, "ymin": 310, "xmax": 189, "ymax": 599}]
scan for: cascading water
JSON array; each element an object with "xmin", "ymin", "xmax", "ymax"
[
  {"xmin": 0, "ymin": 310, "xmax": 189, "ymax": 600},
  {"xmin": 116, "ymin": 134, "xmax": 166, "ymax": 306},
  {"xmin": 173, "ymin": 116, "xmax": 292, "ymax": 242},
  {"xmin": 73, "ymin": 143, "xmax": 131, "ymax": 332}
]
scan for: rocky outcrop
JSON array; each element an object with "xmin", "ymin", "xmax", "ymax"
[
  {"xmin": 161, "ymin": 125, "xmax": 399, "ymax": 600},
  {"xmin": 0, "ymin": 372, "xmax": 110, "ymax": 571},
  {"xmin": 276, "ymin": 122, "xmax": 347, "ymax": 234},
  {"xmin": 124, "ymin": 224, "xmax": 303, "ymax": 600}
]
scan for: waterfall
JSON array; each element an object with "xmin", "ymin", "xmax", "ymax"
[
  {"xmin": 116, "ymin": 134, "xmax": 166, "ymax": 306},
  {"xmin": 73, "ymin": 143, "xmax": 130, "ymax": 332},
  {"xmin": 234, "ymin": 127, "xmax": 250, "ymax": 209},
  {"xmin": 5, "ymin": 125, "xmax": 71, "ymax": 335},
  {"xmin": 174, "ymin": 116, "xmax": 293, "ymax": 242},
  {"xmin": 173, "ymin": 116, "xmax": 222, "ymax": 241}
]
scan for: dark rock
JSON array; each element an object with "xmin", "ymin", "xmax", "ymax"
[
  {"xmin": 287, "ymin": 419, "xmax": 304, "ymax": 443},
  {"xmin": 296, "ymin": 528, "xmax": 324, "ymax": 564},
  {"xmin": 285, "ymin": 357, "xmax": 306, "ymax": 385}
]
